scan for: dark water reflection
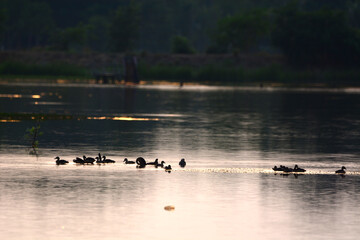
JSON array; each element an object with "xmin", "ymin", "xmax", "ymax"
[{"xmin": 1, "ymin": 83, "xmax": 360, "ymax": 239}]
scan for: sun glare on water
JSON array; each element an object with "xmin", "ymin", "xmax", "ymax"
[{"xmin": 86, "ymin": 116, "xmax": 159, "ymax": 121}]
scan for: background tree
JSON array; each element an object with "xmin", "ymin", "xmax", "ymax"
[
  {"xmin": 109, "ymin": 1, "xmax": 141, "ymax": 52},
  {"xmin": 171, "ymin": 35, "xmax": 196, "ymax": 54},
  {"xmin": 1, "ymin": 0, "xmax": 360, "ymax": 55},
  {"xmin": 2, "ymin": 0, "xmax": 55, "ymax": 49},
  {"xmin": 51, "ymin": 25, "xmax": 86, "ymax": 52},
  {"xmin": 85, "ymin": 15, "xmax": 111, "ymax": 52},
  {"xmin": 209, "ymin": 10, "xmax": 271, "ymax": 53},
  {"xmin": 272, "ymin": 5, "xmax": 360, "ymax": 66},
  {"xmin": 0, "ymin": 8, "xmax": 6, "ymax": 47}
]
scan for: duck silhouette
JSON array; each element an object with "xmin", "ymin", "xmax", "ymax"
[
  {"xmin": 136, "ymin": 157, "xmax": 146, "ymax": 168},
  {"xmin": 103, "ymin": 156, "xmax": 115, "ymax": 163},
  {"xmin": 73, "ymin": 157, "xmax": 84, "ymax": 164},
  {"xmin": 272, "ymin": 165, "xmax": 287, "ymax": 171},
  {"xmin": 123, "ymin": 158, "xmax": 135, "ymax": 164},
  {"xmin": 164, "ymin": 165, "xmax": 172, "ymax": 171},
  {"xmin": 147, "ymin": 158, "xmax": 158, "ymax": 165},
  {"xmin": 96, "ymin": 156, "xmax": 104, "ymax": 164},
  {"xmin": 55, "ymin": 156, "xmax": 68, "ymax": 165},
  {"xmin": 155, "ymin": 161, "xmax": 166, "ymax": 168},
  {"xmin": 83, "ymin": 155, "xmax": 95, "ymax": 164},
  {"xmin": 293, "ymin": 165, "xmax": 306, "ymax": 172},
  {"xmin": 335, "ymin": 166, "xmax": 346, "ymax": 174},
  {"xmin": 179, "ymin": 158, "xmax": 186, "ymax": 168}
]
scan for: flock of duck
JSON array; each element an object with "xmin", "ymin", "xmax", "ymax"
[
  {"xmin": 272, "ymin": 164, "xmax": 347, "ymax": 174},
  {"xmin": 55, "ymin": 154, "xmax": 187, "ymax": 172},
  {"xmin": 55, "ymin": 156, "xmax": 347, "ymax": 174}
]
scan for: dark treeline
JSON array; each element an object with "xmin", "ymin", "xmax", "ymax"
[{"xmin": 1, "ymin": 0, "xmax": 360, "ymax": 67}]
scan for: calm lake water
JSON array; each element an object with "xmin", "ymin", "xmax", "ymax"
[{"xmin": 1, "ymin": 82, "xmax": 360, "ymax": 240}]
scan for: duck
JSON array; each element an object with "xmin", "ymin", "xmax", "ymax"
[
  {"xmin": 155, "ymin": 161, "xmax": 166, "ymax": 168},
  {"xmin": 73, "ymin": 157, "xmax": 84, "ymax": 164},
  {"xmin": 96, "ymin": 156, "xmax": 104, "ymax": 164},
  {"xmin": 293, "ymin": 164, "xmax": 306, "ymax": 173},
  {"xmin": 103, "ymin": 155, "xmax": 116, "ymax": 163},
  {"xmin": 55, "ymin": 156, "xmax": 69, "ymax": 165},
  {"xmin": 123, "ymin": 158, "xmax": 135, "ymax": 164},
  {"xmin": 147, "ymin": 158, "xmax": 158, "ymax": 165},
  {"xmin": 283, "ymin": 167, "xmax": 294, "ymax": 173},
  {"xmin": 136, "ymin": 157, "xmax": 146, "ymax": 168},
  {"xmin": 272, "ymin": 165, "xmax": 284, "ymax": 171},
  {"xmin": 335, "ymin": 166, "xmax": 346, "ymax": 174},
  {"xmin": 179, "ymin": 158, "xmax": 186, "ymax": 168},
  {"xmin": 83, "ymin": 155, "xmax": 95, "ymax": 164},
  {"xmin": 164, "ymin": 165, "xmax": 172, "ymax": 171}
]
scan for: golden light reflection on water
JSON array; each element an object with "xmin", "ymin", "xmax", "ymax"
[
  {"xmin": 0, "ymin": 119, "xmax": 21, "ymax": 122},
  {"xmin": 0, "ymin": 94, "xmax": 22, "ymax": 98},
  {"xmin": 87, "ymin": 116, "xmax": 160, "ymax": 121},
  {"xmin": 0, "ymin": 94, "xmax": 41, "ymax": 99}
]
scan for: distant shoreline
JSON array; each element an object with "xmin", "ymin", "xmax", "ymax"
[
  {"xmin": 1, "ymin": 78, "xmax": 360, "ymax": 90},
  {"xmin": 1, "ymin": 51, "xmax": 360, "ymax": 87}
]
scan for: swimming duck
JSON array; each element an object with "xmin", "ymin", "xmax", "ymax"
[
  {"xmin": 103, "ymin": 156, "xmax": 115, "ymax": 163},
  {"xmin": 55, "ymin": 156, "xmax": 69, "ymax": 165},
  {"xmin": 155, "ymin": 161, "xmax": 166, "ymax": 168},
  {"xmin": 136, "ymin": 157, "xmax": 146, "ymax": 168},
  {"xmin": 83, "ymin": 155, "xmax": 95, "ymax": 164},
  {"xmin": 147, "ymin": 158, "xmax": 158, "ymax": 165},
  {"xmin": 272, "ymin": 165, "xmax": 280, "ymax": 171},
  {"xmin": 123, "ymin": 158, "xmax": 135, "ymax": 164},
  {"xmin": 272, "ymin": 165, "xmax": 287, "ymax": 171},
  {"xmin": 335, "ymin": 166, "xmax": 346, "ymax": 174},
  {"xmin": 73, "ymin": 157, "xmax": 84, "ymax": 164},
  {"xmin": 164, "ymin": 165, "xmax": 172, "ymax": 171},
  {"xmin": 293, "ymin": 164, "xmax": 306, "ymax": 173},
  {"xmin": 179, "ymin": 158, "xmax": 186, "ymax": 168},
  {"xmin": 96, "ymin": 156, "xmax": 104, "ymax": 164}
]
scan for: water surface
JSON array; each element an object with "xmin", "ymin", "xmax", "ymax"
[{"xmin": 1, "ymin": 83, "xmax": 360, "ymax": 239}]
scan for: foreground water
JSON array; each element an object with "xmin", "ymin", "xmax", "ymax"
[{"xmin": 1, "ymin": 82, "xmax": 360, "ymax": 239}]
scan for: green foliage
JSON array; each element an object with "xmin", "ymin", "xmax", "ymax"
[
  {"xmin": 109, "ymin": 1, "xmax": 141, "ymax": 52},
  {"xmin": 0, "ymin": 8, "xmax": 6, "ymax": 38},
  {"xmin": 2, "ymin": 0, "xmax": 55, "ymax": 48},
  {"xmin": 272, "ymin": 5, "xmax": 360, "ymax": 66},
  {"xmin": 0, "ymin": 61, "xmax": 89, "ymax": 77},
  {"xmin": 171, "ymin": 35, "xmax": 196, "ymax": 54},
  {"xmin": 51, "ymin": 24, "xmax": 86, "ymax": 51},
  {"xmin": 210, "ymin": 10, "xmax": 271, "ymax": 53},
  {"xmin": 85, "ymin": 15, "xmax": 111, "ymax": 52},
  {"xmin": 25, "ymin": 121, "xmax": 43, "ymax": 155}
]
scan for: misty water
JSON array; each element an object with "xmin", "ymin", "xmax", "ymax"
[{"xmin": 1, "ymin": 82, "xmax": 360, "ymax": 240}]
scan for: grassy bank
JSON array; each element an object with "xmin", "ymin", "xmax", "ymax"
[
  {"xmin": 139, "ymin": 63, "xmax": 360, "ymax": 86},
  {"xmin": 1, "ymin": 60, "xmax": 360, "ymax": 86},
  {"xmin": 0, "ymin": 61, "xmax": 91, "ymax": 79}
]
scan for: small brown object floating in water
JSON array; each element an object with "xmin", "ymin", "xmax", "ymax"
[{"xmin": 164, "ymin": 205, "xmax": 175, "ymax": 211}]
